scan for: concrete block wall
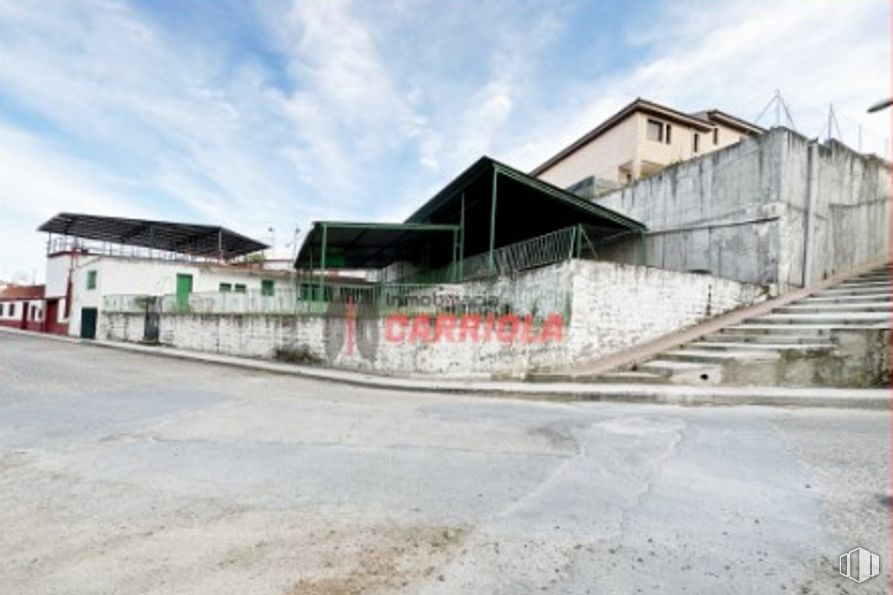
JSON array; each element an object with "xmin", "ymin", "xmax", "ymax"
[
  {"xmin": 102, "ymin": 259, "xmax": 766, "ymax": 378},
  {"xmin": 594, "ymin": 128, "xmax": 890, "ymax": 289}
]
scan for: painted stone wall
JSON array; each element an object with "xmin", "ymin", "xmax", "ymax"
[{"xmin": 102, "ymin": 260, "xmax": 767, "ymax": 378}]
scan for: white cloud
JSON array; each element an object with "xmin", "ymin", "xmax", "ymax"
[
  {"xmin": 505, "ymin": 0, "xmax": 890, "ymax": 169},
  {"xmin": 0, "ymin": 124, "xmax": 153, "ymax": 282},
  {"xmin": 0, "ymin": 0, "xmax": 887, "ymax": 282}
]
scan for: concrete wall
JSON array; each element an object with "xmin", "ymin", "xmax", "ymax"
[
  {"xmin": 595, "ymin": 128, "xmax": 890, "ymax": 289},
  {"xmin": 103, "ymin": 260, "xmax": 766, "ymax": 378}
]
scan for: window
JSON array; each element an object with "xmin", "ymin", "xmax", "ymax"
[
  {"xmin": 646, "ymin": 119, "xmax": 664, "ymax": 142},
  {"xmin": 86, "ymin": 270, "xmax": 97, "ymax": 290},
  {"xmin": 261, "ymin": 279, "xmax": 274, "ymax": 297},
  {"xmin": 219, "ymin": 283, "xmax": 232, "ymax": 293},
  {"xmin": 9, "ymin": 304, "xmax": 15, "ymax": 317},
  {"xmin": 665, "ymin": 124, "xmax": 672, "ymax": 144},
  {"xmin": 713, "ymin": 128, "xmax": 719, "ymax": 145},
  {"xmin": 30, "ymin": 305, "xmax": 36, "ymax": 320},
  {"xmin": 234, "ymin": 284, "xmax": 247, "ymax": 293},
  {"xmin": 693, "ymin": 133, "xmax": 700, "ymax": 153}
]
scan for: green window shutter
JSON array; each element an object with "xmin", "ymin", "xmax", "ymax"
[
  {"xmin": 86, "ymin": 270, "xmax": 97, "ymax": 290},
  {"xmin": 234, "ymin": 284, "xmax": 247, "ymax": 293},
  {"xmin": 261, "ymin": 279, "xmax": 274, "ymax": 296},
  {"xmin": 219, "ymin": 283, "xmax": 232, "ymax": 292}
]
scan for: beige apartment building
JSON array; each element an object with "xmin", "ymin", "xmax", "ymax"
[{"xmin": 532, "ymin": 98, "xmax": 764, "ymax": 196}]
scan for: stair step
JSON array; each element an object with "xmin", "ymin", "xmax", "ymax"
[
  {"xmin": 727, "ymin": 323, "xmax": 885, "ymax": 333},
  {"xmin": 835, "ymin": 280, "xmax": 892, "ymax": 288},
  {"xmin": 596, "ymin": 370, "xmax": 665, "ymax": 383},
  {"xmin": 813, "ymin": 287, "xmax": 892, "ymax": 297},
  {"xmin": 753, "ymin": 312, "xmax": 891, "ymax": 325},
  {"xmin": 663, "ymin": 349, "xmax": 780, "ymax": 362},
  {"xmin": 777, "ymin": 303, "xmax": 891, "ymax": 313},
  {"xmin": 640, "ymin": 359, "xmax": 715, "ymax": 370},
  {"xmin": 709, "ymin": 333, "xmax": 828, "ymax": 344},
  {"xmin": 802, "ymin": 293, "xmax": 892, "ymax": 304},
  {"xmin": 688, "ymin": 341, "xmax": 832, "ymax": 352}
]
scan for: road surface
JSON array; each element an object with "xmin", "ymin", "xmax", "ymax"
[{"xmin": 1, "ymin": 332, "xmax": 889, "ymax": 594}]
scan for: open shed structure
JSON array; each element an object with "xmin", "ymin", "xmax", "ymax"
[
  {"xmin": 295, "ymin": 157, "xmax": 645, "ymax": 287},
  {"xmin": 39, "ymin": 213, "xmax": 268, "ymax": 261}
]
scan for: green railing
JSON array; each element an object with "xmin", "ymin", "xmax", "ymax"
[
  {"xmin": 102, "ymin": 225, "xmax": 611, "ymax": 320},
  {"xmin": 395, "ymin": 224, "xmax": 590, "ymax": 283}
]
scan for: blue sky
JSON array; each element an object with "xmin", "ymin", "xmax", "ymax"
[{"xmin": 1, "ymin": 0, "xmax": 889, "ymax": 282}]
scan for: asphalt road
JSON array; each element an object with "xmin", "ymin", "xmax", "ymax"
[{"xmin": 1, "ymin": 331, "xmax": 889, "ymax": 594}]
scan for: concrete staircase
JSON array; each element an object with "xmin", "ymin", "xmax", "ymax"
[{"xmin": 597, "ymin": 263, "xmax": 891, "ymax": 388}]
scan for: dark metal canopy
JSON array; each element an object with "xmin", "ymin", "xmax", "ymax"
[
  {"xmin": 294, "ymin": 156, "xmax": 645, "ymax": 273},
  {"xmin": 294, "ymin": 222, "xmax": 459, "ymax": 270},
  {"xmin": 38, "ymin": 213, "xmax": 268, "ymax": 259},
  {"xmin": 407, "ymin": 156, "xmax": 644, "ymax": 261}
]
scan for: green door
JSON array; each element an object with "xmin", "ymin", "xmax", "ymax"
[
  {"xmin": 176, "ymin": 274, "xmax": 193, "ymax": 310},
  {"xmin": 80, "ymin": 308, "xmax": 97, "ymax": 339}
]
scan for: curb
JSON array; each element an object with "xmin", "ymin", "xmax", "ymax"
[{"xmin": 3, "ymin": 327, "xmax": 888, "ymax": 410}]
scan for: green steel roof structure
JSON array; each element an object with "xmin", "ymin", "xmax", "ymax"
[
  {"xmin": 294, "ymin": 221, "xmax": 461, "ymax": 271},
  {"xmin": 294, "ymin": 156, "xmax": 645, "ymax": 282}
]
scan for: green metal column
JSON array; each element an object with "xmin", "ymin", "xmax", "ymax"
[
  {"xmin": 319, "ymin": 223, "xmax": 327, "ymax": 298},
  {"xmin": 459, "ymin": 192, "xmax": 466, "ymax": 279},
  {"xmin": 488, "ymin": 167, "xmax": 498, "ymax": 270},
  {"xmin": 451, "ymin": 227, "xmax": 459, "ymax": 281},
  {"xmin": 638, "ymin": 231, "xmax": 646, "ymax": 266}
]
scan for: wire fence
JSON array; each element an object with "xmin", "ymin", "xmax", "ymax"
[
  {"xmin": 102, "ymin": 224, "xmax": 604, "ymax": 319},
  {"xmin": 103, "ymin": 281, "xmax": 570, "ymax": 320},
  {"xmin": 394, "ymin": 224, "xmax": 593, "ymax": 283}
]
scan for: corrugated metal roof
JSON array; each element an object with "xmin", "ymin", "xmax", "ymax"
[{"xmin": 38, "ymin": 213, "xmax": 268, "ymax": 259}]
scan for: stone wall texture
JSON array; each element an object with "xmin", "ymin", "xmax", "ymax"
[{"xmin": 103, "ymin": 260, "xmax": 767, "ymax": 378}]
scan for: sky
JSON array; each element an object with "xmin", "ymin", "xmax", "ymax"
[{"xmin": 0, "ymin": 0, "xmax": 889, "ymax": 283}]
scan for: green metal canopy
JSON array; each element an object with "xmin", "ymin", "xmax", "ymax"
[
  {"xmin": 294, "ymin": 156, "xmax": 645, "ymax": 277},
  {"xmin": 405, "ymin": 156, "xmax": 644, "ymax": 263},
  {"xmin": 294, "ymin": 221, "xmax": 460, "ymax": 271}
]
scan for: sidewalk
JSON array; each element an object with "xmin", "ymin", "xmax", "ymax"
[{"xmin": 2, "ymin": 327, "xmax": 888, "ymax": 410}]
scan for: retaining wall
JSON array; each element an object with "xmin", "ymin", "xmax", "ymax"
[
  {"xmin": 595, "ymin": 129, "xmax": 890, "ymax": 289},
  {"xmin": 103, "ymin": 260, "xmax": 767, "ymax": 378}
]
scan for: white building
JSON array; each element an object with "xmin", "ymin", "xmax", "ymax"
[
  {"xmin": 0, "ymin": 284, "xmax": 45, "ymax": 331},
  {"xmin": 38, "ymin": 213, "xmax": 281, "ymax": 340}
]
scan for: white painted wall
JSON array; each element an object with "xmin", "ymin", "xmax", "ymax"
[
  {"xmin": 103, "ymin": 259, "xmax": 766, "ymax": 378},
  {"xmin": 538, "ymin": 116, "xmax": 639, "ymax": 188},
  {"xmin": 45, "ymin": 253, "xmax": 73, "ymax": 298},
  {"xmin": 68, "ymin": 255, "xmax": 288, "ymax": 338},
  {"xmin": 537, "ymin": 112, "xmax": 750, "ymax": 190},
  {"xmin": 0, "ymin": 299, "xmax": 43, "ymax": 324}
]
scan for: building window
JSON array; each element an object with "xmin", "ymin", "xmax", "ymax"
[
  {"xmin": 646, "ymin": 119, "xmax": 664, "ymax": 142},
  {"xmin": 261, "ymin": 279, "xmax": 274, "ymax": 296},
  {"xmin": 693, "ymin": 133, "xmax": 700, "ymax": 153},
  {"xmin": 234, "ymin": 284, "xmax": 247, "ymax": 293},
  {"xmin": 31, "ymin": 305, "xmax": 37, "ymax": 320},
  {"xmin": 713, "ymin": 128, "xmax": 719, "ymax": 145},
  {"xmin": 665, "ymin": 124, "xmax": 672, "ymax": 144},
  {"xmin": 86, "ymin": 270, "xmax": 97, "ymax": 290},
  {"xmin": 219, "ymin": 283, "xmax": 232, "ymax": 293},
  {"xmin": 9, "ymin": 304, "xmax": 15, "ymax": 317}
]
